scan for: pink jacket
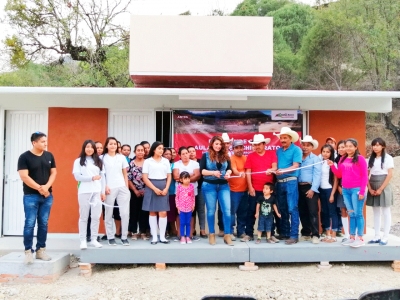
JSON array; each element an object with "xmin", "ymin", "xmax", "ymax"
[{"xmin": 330, "ymin": 156, "xmax": 368, "ymax": 196}]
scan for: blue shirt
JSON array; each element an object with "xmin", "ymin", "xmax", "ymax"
[
  {"xmin": 298, "ymin": 153, "xmax": 322, "ymax": 193},
  {"xmin": 276, "ymin": 143, "xmax": 302, "ymax": 179}
]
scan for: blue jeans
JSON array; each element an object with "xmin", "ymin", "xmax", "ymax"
[
  {"xmin": 179, "ymin": 211, "xmax": 192, "ymax": 237},
  {"xmin": 319, "ymin": 188, "xmax": 338, "ymax": 231},
  {"xmin": 342, "ymin": 187, "xmax": 365, "ymax": 236},
  {"xmin": 230, "ymin": 191, "xmax": 248, "ymax": 236},
  {"xmin": 23, "ymin": 193, "xmax": 53, "ymax": 251},
  {"xmin": 276, "ymin": 180, "xmax": 299, "ymax": 239},
  {"xmin": 202, "ymin": 182, "xmax": 231, "ymax": 234}
]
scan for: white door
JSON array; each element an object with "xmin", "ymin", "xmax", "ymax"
[
  {"xmin": 3, "ymin": 110, "xmax": 48, "ymax": 235},
  {"xmin": 108, "ymin": 110, "xmax": 155, "ymax": 151}
]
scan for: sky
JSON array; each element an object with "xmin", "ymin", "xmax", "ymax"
[{"xmin": 0, "ymin": 0, "xmax": 319, "ymax": 72}]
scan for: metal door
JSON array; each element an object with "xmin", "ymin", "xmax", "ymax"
[{"xmin": 3, "ymin": 110, "xmax": 48, "ymax": 235}]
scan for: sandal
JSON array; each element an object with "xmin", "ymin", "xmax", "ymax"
[
  {"xmin": 321, "ymin": 236, "xmax": 332, "ymax": 242},
  {"xmin": 141, "ymin": 233, "xmax": 149, "ymax": 240},
  {"xmin": 255, "ymin": 238, "xmax": 261, "ymax": 244},
  {"xmin": 325, "ymin": 237, "xmax": 337, "ymax": 243},
  {"xmin": 132, "ymin": 233, "xmax": 138, "ymax": 240}
]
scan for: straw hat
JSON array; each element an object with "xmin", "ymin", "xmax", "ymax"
[
  {"xmin": 300, "ymin": 135, "xmax": 319, "ymax": 150},
  {"xmin": 221, "ymin": 133, "xmax": 233, "ymax": 143},
  {"xmin": 249, "ymin": 134, "xmax": 271, "ymax": 145},
  {"xmin": 273, "ymin": 127, "xmax": 299, "ymax": 143}
]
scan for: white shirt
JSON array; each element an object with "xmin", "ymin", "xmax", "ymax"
[
  {"xmin": 143, "ymin": 156, "xmax": 171, "ymax": 179},
  {"xmin": 173, "ymin": 160, "xmax": 200, "ymax": 196},
  {"xmin": 369, "ymin": 154, "xmax": 394, "ymax": 175},
  {"xmin": 101, "ymin": 153, "xmax": 129, "ymax": 189},
  {"xmin": 320, "ymin": 162, "xmax": 333, "ymax": 189},
  {"xmin": 72, "ymin": 157, "xmax": 105, "ymax": 194}
]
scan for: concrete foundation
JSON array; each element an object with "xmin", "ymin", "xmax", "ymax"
[{"xmin": 0, "ymin": 252, "xmax": 70, "ymax": 283}]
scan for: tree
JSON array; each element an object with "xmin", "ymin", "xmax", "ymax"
[
  {"xmin": 4, "ymin": 0, "xmax": 131, "ymax": 86},
  {"xmin": 231, "ymin": 0, "xmax": 314, "ymax": 89}
]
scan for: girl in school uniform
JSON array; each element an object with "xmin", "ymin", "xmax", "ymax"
[
  {"xmin": 73, "ymin": 140, "xmax": 105, "ymax": 249},
  {"xmin": 142, "ymin": 142, "xmax": 172, "ymax": 244},
  {"xmin": 328, "ymin": 138, "xmax": 368, "ymax": 248},
  {"xmin": 102, "ymin": 137, "xmax": 130, "ymax": 246},
  {"xmin": 367, "ymin": 138, "xmax": 394, "ymax": 245}
]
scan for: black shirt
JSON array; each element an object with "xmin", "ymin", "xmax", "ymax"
[
  {"xmin": 257, "ymin": 195, "xmax": 277, "ymax": 217},
  {"xmin": 17, "ymin": 151, "xmax": 56, "ymax": 195}
]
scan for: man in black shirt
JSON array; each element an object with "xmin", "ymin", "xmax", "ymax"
[{"xmin": 18, "ymin": 132, "xmax": 57, "ymax": 264}]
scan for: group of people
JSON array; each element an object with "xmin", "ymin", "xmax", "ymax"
[{"xmin": 18, "ymin": 126, "xmax": 394, "ymax": 264}]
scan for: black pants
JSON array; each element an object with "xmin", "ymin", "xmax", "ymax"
[
  {"xmin": 298, "ymin": 184, "xmax": 320, "ymax": 237},
  {"xmin": 128, "ymin": 190, "xmax": 149, "ymax": 233}
]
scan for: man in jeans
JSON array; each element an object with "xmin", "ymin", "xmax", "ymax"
[
  {"xmin": 241, "ymin": 134, "xmax": 277, "ymax": 242},
  {"xmin": 274, "ymin": 127, "xmax": 302, "ymax": 245},
  {"xmin": 228, "ymin": 140, "xmax": 248, "ymax": 241},
  {"xmin": 18, "ymin": 132, "xmax": 57, "ymax": 264},
  {"xmin": 298, "ymin": 135, "xmax": 321, "ymax": 244}
]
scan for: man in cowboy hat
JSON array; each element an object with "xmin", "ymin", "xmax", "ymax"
[
  {"xmin": 298, "ymin": 135, "xmax": 322, "ymax": 244},
  {"xmin": 228, "ymin": 139, "xmax": 248, "ymax": 241},
  {"xmin": 274, "ymin": 127, "xmax": 302, "ymax": 245},
  {"xmin": 241, "ymin": 134, "xmax": 278, "ymax": 242}
]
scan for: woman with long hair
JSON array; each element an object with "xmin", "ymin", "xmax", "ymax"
[
  {"xmin": 335, "ymin": 140, "xmax": 350, "ymax": 242},
  {"xmin": 72, "ymin": 140, "xmax": 105, "ymax": 249},
  {"xmin": 200, "ymin": 136, "xmax": 233, "ymax": 246},
  {"xmin": 328, "ymin": 138, "xmax": 368, "ymax": 248},
  {"xmin": 319, "ymin": 144, "xmax": 338, "ymax": 242},
  {"xmin": 367, "ymin": 138, "xmax": 394, "ymax": 245},
  {"xmin": 102, "ymin": 137, "xmax": 130, "ymax": 246},
  {"xmin": 163, "ymin": 147, "xmax": 178, "ymax": 237},
  {"xmin": 142, "ymin": 141, "xmax": 172, "ymax": 244},
  {"xmin": 128, "ymin": 144, "xmax": 149, "ymax": 240}
]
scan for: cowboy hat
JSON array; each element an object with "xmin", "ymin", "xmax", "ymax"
[
  {"xmin": 300, "ymin": 135, "xmax": 319, "ymax": 150},
  {"xmin": 273, "ymin": 127, "xmax": 299, "ymax": 143},
  {"xmin": 221, "ymin": 133, "xmax": 233, "ymax": 143},
  {"xmin": 249, "ymin": 134, "xmax": 271, "ymax": 145}
]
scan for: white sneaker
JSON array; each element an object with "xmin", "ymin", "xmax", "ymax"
[
  {"xmin": 80, "ymin": 241, "xmax": 87, "ymax": 250},
  {"xmin": 312, "ymin": 236, "xmax": 320, "ymax": 244},
  {"xmin": 90, "ymin": 240, "xmax": 102, "ymax": 248},
  {"xmin": 341, "ymin": 238, "xmax": 355, "ymax": 246},
  {"xmin": 350, "ymin": 239, "xmax": 365, "ymax": 248},
  {"xmin": 230, "ymin": 234, "xmax": 236, "ymax": 241}
]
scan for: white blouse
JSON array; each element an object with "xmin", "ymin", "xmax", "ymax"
[
  {"xmin": 143, "ymin": 157, "xmax": 171, "ymax": 179},
  {"xmin": 369, "ymin": 154, "xmax": 394, "ymax": 175}
]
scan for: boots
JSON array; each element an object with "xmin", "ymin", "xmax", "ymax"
[
  {"xmin": 24, "ymin": 250, "xmax": 33, "ymax": 265},
  {"xmin": 209, "ymin": 233, "xmax": 216, "ymax": 245},
  {"xmin": 35, "ymin": 247, "xmax": 52, "ymax": 261},
  {"xmin": 224, "ymin": 234, "xmax": 234, "ymax": 246}
]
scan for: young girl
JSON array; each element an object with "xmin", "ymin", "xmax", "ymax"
[
  {"xmin": 335, "ymin": 140, "xmax": 350, "ymax": 242},
  {"xmin": 102, "ymin": 137, "xmax": 130, "ymax": 246},
  {"xmin": 176, "ymin": 171, "xmax": 195, "ymax": 244},
  {"xmin": 367, "ymin": 138, "xmax": 394, "ymax": 245},
  {"xmin": 142, "ymin": 141, "xmax": 172, "ymax": 245},
  {"xmin": 73, "ymin": 140, "xmax": 105, "ymax": 249},
  {"xmin": 328, "ymin": 138, "xmax": 368, "ymax": 248},
  {"xmin": 319, "ymin": 144, "xmax": 338, "ymax": 243}
]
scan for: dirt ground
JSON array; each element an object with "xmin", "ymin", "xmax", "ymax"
[{"xmin": 1, "ymin": 159, "xmax": 399, "ymax": 300}]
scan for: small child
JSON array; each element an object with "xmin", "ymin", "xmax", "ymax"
[
  {"xmin": 255, "ymin": 183, "xmax": 281, "ymax": 244},
  {"xmin": 175, "ymin": 171, "xmax": 195, "ymax": 244}
]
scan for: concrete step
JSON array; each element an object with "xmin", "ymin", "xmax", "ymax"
[{"xmin": 0, "ymin": 252, "xmax": 70, "ymax": 284}]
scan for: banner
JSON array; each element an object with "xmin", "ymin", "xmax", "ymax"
[{"xmin": 173, "ymin": 110, "xmax": 303, "ymax": 159}]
